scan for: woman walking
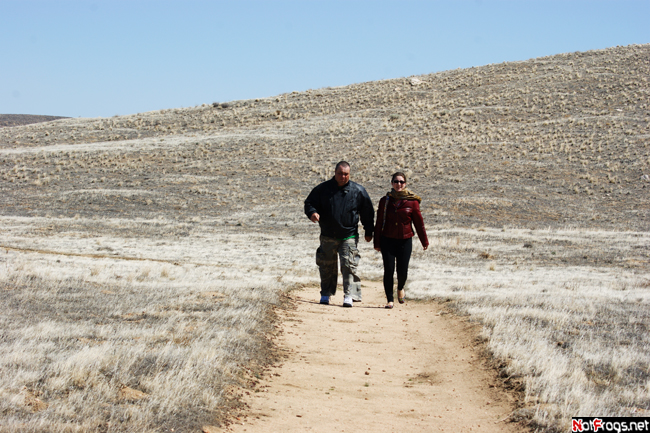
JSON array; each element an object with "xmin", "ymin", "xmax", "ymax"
[{"xmin": 374, "ymin": 172, "xmax": 428, "ymax": 309}]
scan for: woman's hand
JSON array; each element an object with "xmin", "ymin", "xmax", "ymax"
[
  {"xmin": 374, "ymin": 247, "xmax": 381, "ymax": 252},
  {"xmin": 423, "ymin": 245, "xmax": 428, "ymax": 251}
]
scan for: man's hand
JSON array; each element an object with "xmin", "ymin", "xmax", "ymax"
[
  {"xmin": 310, "ymin": 213, "xmax": 320, "ymax": 223},
  {"xmin": 365, "ymin": 235, "xmax": 372, "ymax": 242},
  {"xmin": 374, "ymin": 247, "xmax": 381, "ymax": 252}
]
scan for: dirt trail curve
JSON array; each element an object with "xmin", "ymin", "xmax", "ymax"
[{"xmin": 224, "ymin": 282, "xmax": 524, "ymax": 433}]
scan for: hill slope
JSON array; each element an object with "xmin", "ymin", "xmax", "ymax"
[{"xmin": 0, "ymin": 44, "xmax": 649, "ymax": 231}]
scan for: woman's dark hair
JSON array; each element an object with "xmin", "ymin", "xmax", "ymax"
[{"xmin": 391, "ymin": 172, "xmax": 407, "ymax": 182}]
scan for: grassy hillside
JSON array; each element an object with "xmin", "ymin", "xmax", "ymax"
[
  {"xmin": 1, "ymin": 44, "xmax": 648, "ymax": 231},
  {"xmin": 0, "ymin": 44, "xmax": 648, "ymax": 432}
]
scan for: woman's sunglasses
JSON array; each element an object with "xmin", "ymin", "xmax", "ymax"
[{"xmin": 392, "ymin": 180, "xmax": 405, "ymax": 184}]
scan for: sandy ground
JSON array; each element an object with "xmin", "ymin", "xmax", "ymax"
[{"xmin": 224, "ymin": 282, "xmax": 523, "ymax": 433}]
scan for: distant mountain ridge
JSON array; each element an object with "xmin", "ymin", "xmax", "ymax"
[{"xmin": 0, "ymin": 114, "xmax": 69, "ymax": 128}]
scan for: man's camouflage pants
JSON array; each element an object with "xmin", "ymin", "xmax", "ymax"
[{"xmin": 316, "ymin": 235, "xmax": 362, "ymax": 301}]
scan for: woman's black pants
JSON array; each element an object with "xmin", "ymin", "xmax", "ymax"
[{"xmin": 380, "ymin": 236, "xmax": 412, "ymax": 303}]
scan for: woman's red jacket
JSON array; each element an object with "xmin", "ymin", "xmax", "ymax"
[{"xmin": 374, "ymin": 196, "xmax": 429, "ymax": 249}]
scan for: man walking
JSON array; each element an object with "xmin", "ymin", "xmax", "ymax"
[{"xmin": 304, "ymin": 161, "xmax": 374, "ymax": 307}]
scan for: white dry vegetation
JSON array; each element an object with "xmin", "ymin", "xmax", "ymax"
[
  {"xmin": 405, "ymin": 227, "xmax": 650, "ymax": 431},
  {"xmin": 0, "ymin": 44, "xmax": 648, "ymax": 432},
  {"xmin": 0, "ymin": 216, "xmax": 314, "ymax": 432}
]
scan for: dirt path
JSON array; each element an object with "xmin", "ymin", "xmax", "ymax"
[{"xmin": 225, "ymin": 282, "xmax": 523, "ymax": 433}]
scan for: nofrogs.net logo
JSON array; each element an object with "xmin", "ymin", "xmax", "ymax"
[{"xmin": 572, "ymin": 417, "xmax": 650, "ymax": 433}]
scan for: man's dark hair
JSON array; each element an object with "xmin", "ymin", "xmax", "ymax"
[{"xmin": 335, "ymin": 161, "xmax": 350, "ymax": 171}]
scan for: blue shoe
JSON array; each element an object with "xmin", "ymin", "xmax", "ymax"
[{"xmin": 319, "ymin": 295, "xmax": 330, "ymax": 305}]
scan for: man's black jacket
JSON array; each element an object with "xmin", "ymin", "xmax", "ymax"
[{"xmin": 304, "ymin": 177, "xmax": 374, "ymax": 239}]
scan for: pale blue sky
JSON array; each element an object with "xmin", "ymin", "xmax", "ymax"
[{"xmin": 2, "ymin": 0, "xmax": 648, "ymax": 118}]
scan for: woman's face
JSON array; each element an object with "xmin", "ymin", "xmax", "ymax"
[{"xmin": 392, "ymin": 175, "xmax": 406, "ymax": 192}]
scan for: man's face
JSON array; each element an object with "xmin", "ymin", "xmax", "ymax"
[{"xmin": 334, "ymin": 165, "xmax": 350, "ymax": 187}]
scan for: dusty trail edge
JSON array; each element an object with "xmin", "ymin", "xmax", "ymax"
[{"xmin": 217, "ymin": 282, "xmax": 529, "ymax": 433}]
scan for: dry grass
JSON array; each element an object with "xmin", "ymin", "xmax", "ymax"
[
  {"xmin": 406, "ymin": 227, "xmax": 650, "ymax": 431},
  {"xmin": 0, "ymin": 43, "xmax": 648, "ymax": 431},
  {"xmin": 0, "ymin": 225, "xmax": 287, "ymax": 431},
  {"xmin": 0, "ymin": 213, "xmax": 318, "ymax": 431}
]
